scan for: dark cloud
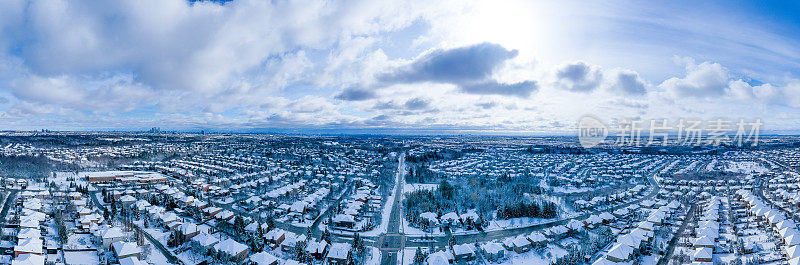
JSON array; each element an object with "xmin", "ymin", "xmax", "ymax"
[
  {"xmin": 613, "ymin": 70, "xmax": 647, "ymax": 95},
  {"xmin": 550, "ymin": 121, "xmax": 566, "ymax": 128},
  {"xmin": 372, "ymin": 114, "xmax": 391, "ymax": 121},
  {"xmin": 363, "ymin": 114, "xmax": 395, "ymax": 126},
  {"xmin": 461, "ymin": 80, "xmax": 538, "ymax": 97},
  {"xmin": 403, "ymin": 97, "xmax": 429, "ymax": 110},
  {"xmin": 476, "ymin": 101, "xmax": 497, "ymax": 109},
  {"xmin": 334, "ymin": 87, "xmax": 377, "ymax": 101},
  {"xmin": 334, "ymin": 42, "xmax": 538, "ymax": 98},
  {"xmin": 555, "ymin": 61, "xmax": 602, "ymax": 92},
  {"xmin": 382, "ymin": 42, "xmax": 518, "ymax": 84},
  {"xmin": 372, "ymin": 101, "xmax": 401, "ymax": 110},
  {"xmin": 399, "ymin": 109, "xmax": 439, "ymax": 116}
]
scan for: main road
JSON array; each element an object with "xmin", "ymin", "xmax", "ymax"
[
  {"xmin": 656, "ymin": 202, "xmax": 697, "ymax": 265},
  {"xmin": 380, "ymin": 153, "xmax": 406, "ymax": 265}
]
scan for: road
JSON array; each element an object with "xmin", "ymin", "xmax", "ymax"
[
  {"xmin": 0, "ymin": 190, "xmax": 18, "ymax": 223},
  {"xmin": 757, "ymin": 157, "xmax": 800, "ymax": 222},
  {"xmin": 380, "ymin": 153, "xmax": 406, "ymax": 265},
  {"xmin": 309, "ymin": 185, "xmax": 354, "ymax": 238},
  {"xmin": 0, "ymin": 190, "xmax": 17, "ymax": 241},
  {"xmin": 656, "ymin": 202, "xmax": 697, "ymax": 265}
]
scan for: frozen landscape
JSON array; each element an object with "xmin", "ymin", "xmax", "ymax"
[
  {"xmin": 0, "ymin": 0, "xmax": 798, "ymax": 264},
  {"xmin": 0, "ymin": 133, "xmax": 797, "ymax": 265}
]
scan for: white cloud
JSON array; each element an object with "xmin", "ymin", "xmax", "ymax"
[
  {"xmin": 659, "ymin": 60, "xmax": 729, "ymax": 98},
  {"xmin": 9, "ymin": 73, "xmax": 152, "ymax": 114},
  {"xmin": 727, "ymin": 78, "xmax": 800, "ymax": 108}
]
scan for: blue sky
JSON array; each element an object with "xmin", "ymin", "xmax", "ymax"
[{"xmin": 0, "ymin": 0, "xmax": 799, "ymax": 133}]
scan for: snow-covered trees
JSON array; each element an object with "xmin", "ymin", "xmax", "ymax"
[
  {"xmin": 413, "ymin": 247, "xmax": 428, "ymax": 264},
  {"xmin": 496, "ymin": 200, "xmax": 559, "ymax": 219}
]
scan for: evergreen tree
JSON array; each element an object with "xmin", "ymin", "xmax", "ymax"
[
  {"xmin": 413, "ymin": 247, "xmax": 426, "ymax": 264},
  {"xmin": 294, "ymin": 241, "xmax": 306, "ymax": 261},
  {"xmin": 322, "ymin": 228, "xmax": 331, "ymax": 244},
  {"xmin": 266, "ymin": 215, "xmax": 275, "ymax": 232},
  {"xmin": 352, "ymin": 233, "xmax": 364, "ymax": 255},
  {"xmin": 110, "ymin": 201, "xmax": 117, "ymax": 219}
]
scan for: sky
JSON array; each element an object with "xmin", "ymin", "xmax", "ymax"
[{"xmin": 0, "ymin": 0, "xmax": 799, "ymax": 134}]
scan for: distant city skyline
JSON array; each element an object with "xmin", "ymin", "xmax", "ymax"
[{"xmin": 1, "ymin": 0, "xmax": 799, "ymax": 133}]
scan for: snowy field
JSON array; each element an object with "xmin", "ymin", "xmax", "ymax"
[
  {"xmin": 401, "ymin": 247, "xmax": 419, "ymax": 265},
  {"xmin": 402, "ymin": 183, "xmax": 438, "ymax": 195},
  {"xmin": 53, "ymin": 172, "xmax": 85, "ymax": 190},
  {"xmin": 144, "ymin": 228, "xmax": 170, "ymax": 247},
  {"xmin": 724, "ymin": 161, "xmax": 768, "ymax": 174},
  {"xmin": 367, "ymin": 247, "xmax": 381, "ymax": 265},
  {"xmin": 499, "ymin": 244, "xmax": 568, "ymax": 265},
  {"xmin": 64, "ymin": 251, "xmax": 100, "ymax": 265},
  {"xmin": 65, "ymin": 233, "xmax": 95, "ymax": 250},
  {"xmin": 551, "ymin": 185, "xmax": 594, "ymax": 194},
  {"xmin": 145, "ymin": 243, "xmax": 170, "ymax": 265}
]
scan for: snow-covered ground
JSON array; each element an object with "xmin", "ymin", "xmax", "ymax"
[
  {"xmin": 402, "ymin": 183, "xmax": 438, "ymax": 195},
  {"xmin": 499, "ymin": 244, "xmax": 568, "ymax": 265},
  {"xmin": 144, "ymin": 228, "xmax": 170, "ymax": 248},
  {"xmin": 65, "ymin": 234, "xmax": 94, "ymax": 250},
  {"xmin": 145, "ymin": 243, "xmax": 170, "ymax": 265},
  {"xmin": 64, "ymin": 251, "xmax": 100, "ymax": 265},
  {"xmin": 641, "ymin": 254, "xmax": 660, "ymax": 265},
  {"xmin": 551, "ymin": 185, "xmax": 593, "ymax": 194},
  {"xmin": 706, "ymin": 159, "xmax": 718, "ymax": 171},
  {"xmin": 176, "ymin": 250, "xmax": 207, "ymax": 265},
  {"xmin": 53, "ymin": 171, "xmax": 87, "ymax": 190},
  {"xmin": 366, "ymin": 247, "xmax": 381, "ymax": 265},
  {"xmin": 402, "ymin": 219, "xmax": 444, "ymax": 236},
  {"xmin": 401, "ymin": 247, "xmax": 418, "ymax": 265},
  {"xmin": 724, "ymin": 161, "xmax": 768, "ymax": 174},
  {"xmin": 676, "ymin": 161, "xmax": 700, "ymax": 174},
  {"xmin": 486, "ymin": 217, "xmax": 548, "ymax": 231}
]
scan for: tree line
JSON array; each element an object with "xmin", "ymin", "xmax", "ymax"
[{"xmin": 496, "ymin": 200, "xmax": 559, "ymax": 219}]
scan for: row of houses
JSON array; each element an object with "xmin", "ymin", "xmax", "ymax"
[
  {"xmin": 13, "ymin": 197, "xmax": 48, "ymax": 261},
  {"xmin": 595, "ymin": 200, "xmax": 681, "ymax": 264},
  {"xmin": 738, "ymin": 189, "xmax": 800, "ymax": 264},
  {"xmin": 331, "ymin": 180, "xmax": 380, "ymax": 231}
]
